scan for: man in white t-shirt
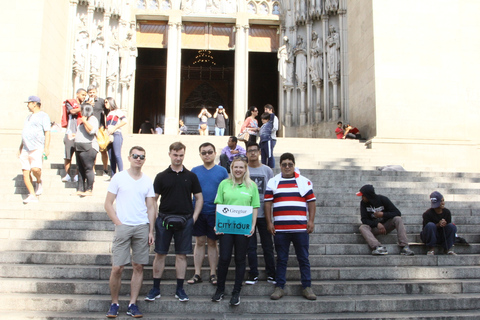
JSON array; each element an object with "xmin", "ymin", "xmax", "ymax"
[{"xmin": 104, "ymin": 146, "xmax": 156, "ymax": 318}]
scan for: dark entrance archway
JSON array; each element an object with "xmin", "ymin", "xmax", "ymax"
[{"xmin": 249, "ymin": 52, "xmax": 279, "ymax": 117}]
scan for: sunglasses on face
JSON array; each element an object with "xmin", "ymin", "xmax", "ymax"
[
  {"xmin": 131, "ymin": 154, "xmax": 146, "ymax": 160},
  {"xmin": 200, "ymin": 150, "xmax": 214, "ymax": 156},
  {"xmin": 281, "ymin": 162, "xmax": 294, "ymax": 168}
]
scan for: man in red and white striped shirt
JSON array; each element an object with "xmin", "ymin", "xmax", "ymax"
[{"xmin": 265, "ymin": 152, "xmax": 317, "ymax": 301}]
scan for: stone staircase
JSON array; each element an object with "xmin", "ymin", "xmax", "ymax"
[{"xmin": 1, "ymin": 132, "xmax": 480, "ymax": 319}]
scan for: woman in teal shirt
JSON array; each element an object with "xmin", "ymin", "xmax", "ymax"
[{"xmin": 212, "ymin": 155, "xmax": 260, "ymax": 306}]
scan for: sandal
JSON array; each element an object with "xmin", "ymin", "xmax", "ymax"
[
  {"xmin": 209, "ymin": 274, "xmax": 217, "ymax": 285},
  {"xmin": 187, "ymin": 274, "xmax": 202, "ymax": 284},
  {"xmin": 427, "ymin": 250, "xmax": 435, "ymax": 255},
  {"xmin": 447, "ymin": 250, "xmax": 457, "ymax": 255}
]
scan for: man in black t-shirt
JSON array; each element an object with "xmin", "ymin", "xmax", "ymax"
[{"xmin": 145, "ymin": 142, "xmax": 203, "ymax": 303}]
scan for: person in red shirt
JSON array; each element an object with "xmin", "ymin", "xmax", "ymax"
[
  {"xmin": 343, "ymin": 124, "xmax": 362, "ymax": 139},
  {"xmin": 335, "ymin": 121, "xmax": 344, "ymax": 139}
]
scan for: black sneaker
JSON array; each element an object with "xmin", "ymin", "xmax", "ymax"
[
  {"xmin": 211, "ymin": 289, "xmax": 224, "ymax": 302},
  {"xmin": 245, "ymin": 275, "xmax": 258, "ymax": 285},
  {"xmin": 106, "ymin": 303, "xmax": 119, "ymax": 318},
  {"xmin": 230, "ymin": 291, "xmax": 240, "ymax": 306},
  {"xmin": 267, "ymin": 276, "xmax": 276, "ymax": 284}
]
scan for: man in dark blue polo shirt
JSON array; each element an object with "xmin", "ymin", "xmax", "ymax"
[{"xmin": 145, "ymin": 142, "xmax": 203, "ymax": 302}]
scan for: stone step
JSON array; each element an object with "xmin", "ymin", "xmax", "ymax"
[
  {"xmin": 1, "ymin": 251, "xmax": 478, "ymax": 267},
  {"xmin": 2, "ymin": 278, "xmax": 480, "ymax": 296},
  {"xmin": 2, "ymin": 228, "xmax": 480, "ymax": 244},
  {"xmin": 1, "ymin": 264, "xmax": 477, "ymax": 281},
  {"xmin": 1, "ymin": 292, "xmax": 480, "ymax": 314},
  {"xmin": 3, "ymin": 310, "xmax": 480, "ymax": 320}
]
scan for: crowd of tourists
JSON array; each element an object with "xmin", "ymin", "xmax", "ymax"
[{"xmin": 18, "ymin": 94, "xmax": 458, "ymax": 318}]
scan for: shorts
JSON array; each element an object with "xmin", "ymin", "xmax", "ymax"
[
  {"xmin": 19, "ymin": 149, "xmax": 43, "ymax": 171},
  {"xmin": 64, "ymin": 135, "xmax": 75, "ymax": 160},
  {"xmin": 112, "ymin": 224, "xmax": 150, "ymax": 266},
  {"xmin": 154, "ymin": 215, "xmax": 193, "ymax": 255},
  {"xmin": 192, "ymin": 213, "xmax": 218, "ymax": 240}
]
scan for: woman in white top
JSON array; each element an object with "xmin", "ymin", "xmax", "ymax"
[{"xmin": 105, "ymin": 97, "xmax": 127, "ymax": 177}]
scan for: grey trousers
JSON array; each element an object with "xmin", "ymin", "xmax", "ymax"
[{"xmin": 359, "ymin": 216, "xmax": 409, "ymax": 249}]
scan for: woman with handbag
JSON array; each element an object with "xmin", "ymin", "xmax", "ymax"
[
  {"xmin": 198, "ymin": 107, "xmax": 212, "ymax": 135},
  {"xmin": 211, "ymin": 155, "xmax": 259, "ymax": 306},
  {"xmin": 105, "ymin": 97, "xmax": 127, "ymax": 178},
  {"xmin": 74, "ymin": 104, "xmax": 98, "ymax": 196},
  {"xmin": 239, "ymin": 106, "xmax": 259, "ymax": 146}
]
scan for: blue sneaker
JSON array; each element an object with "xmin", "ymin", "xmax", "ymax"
[
  {"xmin": 126, "ymin": 304, "xmax": 143, "ymax": 318},
  {"xmin": 106, "ymin": 303, "xmax": 119, "ymax": 318},
  {"xmin": 144, "ymin": 287, "xmax": 161, "ymax": 301},
  {"xmin": 175, "ymin": 288, "xmax": 189, "ymax": 302}
]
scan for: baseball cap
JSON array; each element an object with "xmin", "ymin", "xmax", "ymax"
[
  {"xmin": 218, "ymin": 105, "xmax": 224, "ymax": 109},
  {"xmin": 430, "ymin": 191, "xmax": 444, "ymax": 208},
  {"xmin": 25, "ymin": 96, "xmax": 41, "ymax": 103}
]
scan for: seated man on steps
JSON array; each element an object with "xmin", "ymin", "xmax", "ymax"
[
  {"xmin": 356, "ymin": 184, "xmax": 414, "ymax": 256},
  {"xmin": 219, "ymin": 136, "xmax": 246, "ymax": 173},
  {"xmin": 420, "ymin": 191, "xmax": 457, "ymax": 255}
]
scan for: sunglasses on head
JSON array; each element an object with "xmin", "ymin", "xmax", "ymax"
[
  {"xmin": 131, "ymin": 154, "xmax": 146, "ymax": 160},
  {"xmin": 200, "ymin": 150, "xmax": 214, "ymax": 156},
  {"xmin": 233, "ymin": 154, "xmax": 248, "ymax": 162}
]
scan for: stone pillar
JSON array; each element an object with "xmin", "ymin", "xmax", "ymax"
[
  {"xmin": 164, "ymin": 14, "xmax": 182, "ymax": 135},
  {"xmin": 101, "ymin": 12, "xmax": 111, "ymax": 98},
  {"xmin": 339, "ymin": 7, "xmax": 348, "ymax": 121},
  {"xmin": 321, "ymin": 14, "xmax": 329, "ymax": 121},
  {"xmin": 331, "ymin": 74, "xmax": 340, "ymax": 120},
  {"xmin": 299, "ymin": 85, "xmax": 306, "ymax": 126},
  {"xmin": 85, "ymin": 5, "xmax": 95, "ymax": 87},
  {"xmin": 284, "ymin": 85, "xmax": 293, "ymax": 127},
  {"xmin": 234, "ymin": 13, "xmax": 249, "ymax": 134},
  {"xmin": 314, "ymin": 80, "xmax": 323, "ymax": 122},
  {"xmin": 66, "ymin": 0, "xmax": 79, "ymax": 98},
  {"xmin": 306, "ymin": 21, "xmax": 312, "ymax": 124}
]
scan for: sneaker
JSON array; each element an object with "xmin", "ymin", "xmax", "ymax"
[
  {"xmin": 35, "ymin": 182, "xmax": 43, "ymax": 195},
  {"xmin": 144, "ymin": 287, "xmax": 161, "ymax": 301},
  {"xmin": 427, "ymin": 250, "xmax": 435, "ymax": 255},
  {"xmin": 400, "ymin": 246, "xmax": 415, "ymax": 256},
  {"xmin": 126, "ymin": 303, "xmax": 143, "ymax": 318},
  {"xmin": 302, "ymin": 287, "xmax": 317, "ymax": 300},
  {"xmin": 371, "ymin": 246, "xmax": 388, "ymax": 255},
  {"xmin": 175, "ymin": 288, "xmax": 189, "ymax": 302},
  {"xmin": 106, "ymin": 303, "xmax": 119, "ymax": 318},
  {"xmin": 73, "ymin": 175, "xmax": 78, "ymax": 182},
  {"xmin": 104, "ymin": 169, "xmax": 109, "ymax": 177},
  {"xmin": 211, "ymin": 289, "xmax": 224, "ymax": 302},
  {"xmin": 267, "ymin": 276, "xmax": 276, "ymax": 284},
  {"xmin": 61, "ymin": 174, "xmax": 71, "ymax": 182},
  {"xmin": 270, "ymin": 287, "xmax": 285, "ymax": 300},
  {"xmin": 229, "ymin": 291, "xmax": 240, "ymax": 306},
  {"xmin": 245, "ymin": 275, "xmax": 258, "ymax": 285},
  {"xmin": 23, "ymin": 194, "xmax": 38, "ymax": 204}
]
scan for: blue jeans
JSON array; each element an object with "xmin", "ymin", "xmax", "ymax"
[
  {"xmin": 217, "ymin": 234, "xmax": 249, "ymax": 293},
  {"xmin": 247, "ymin": 218, "xmax": 276, "ymax": 278},
  {"xmin": 274, "ymin": 232, "xmax": 311, "ymax": 289},
  {"xmin": 215, "ymin": 127, "xmax": 225, "ymax": 136},
  {"xmin": 108, "ymin": 132, "xmax": 123, "ymax": 176},
  {"xmin": 420, "ymin": 222, "xmax": 457, "ymax": 250}
]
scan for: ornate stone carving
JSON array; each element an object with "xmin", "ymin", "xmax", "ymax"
[
  {"xmin": 326, "ymin": 25, "xmax": 340, "ymax": 79},
  {"xmin": 278, "ymin": 36, "xmax": 294, "ymax": 86},
  {"xmin": 120, "ymin": 32, "xmax": 138, "ymax": 85},
  {"xmin": 294, "ymin": 36, "xmax": 307, "ymax": 87},
  {"xmin": 309, "ymin": 31, "xmax": 322, "ymax": 83},
  {"xmin": 325, "ymin": 0, "xmax": 338, "ymax": 13},
  {"xmin": 90, "ymin": 23, "xmax": 104, "ymax": 75}
]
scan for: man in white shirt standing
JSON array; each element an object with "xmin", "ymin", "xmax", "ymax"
[{"xmin": 105, "ymin": 146, "xmax": 156, "ymax": 318}]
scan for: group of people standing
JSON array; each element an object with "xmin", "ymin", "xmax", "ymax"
[
  {"xmin": 62, "ymin": 85, "xmax": 126, "ymax": 197},
  {"xmin": 105, "ymin": 141, "xmax": 317, "ymax": 318}
]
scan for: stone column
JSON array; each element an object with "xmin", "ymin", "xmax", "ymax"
[
  {"xmin": 164, "ymin": 14, "xmax": 182, "ymax": 135},
  {"xmin": 314, "ymin": 80, "xmax": 323, "ymax": 122},
  {"xmin": 284, "ymin": 85, "xmax": 294, "ymax": 127},
  {"xmin": 339, "ymin": 7, "xmax": 348, "ymax": 121},
  {"xmin": 233, "ymin": 13, "xmax": 249, "ymax": 134},
  {"xmin": 306, "ymin": 21, "xmax": 312, "ymax": 124},
  {"xmin": 85, "ymin": 5, "xmax": 95, "ymax": 87},
  {"xmin": 331, "ymin": 74, "xmax": 340, "ymax": 120},
  {"xmin": 67, "ymin": 0, "xmax": 78, "ymax": 98},
  {"xmin": 100, "ymin": 12, "xmax": 111, "ymax": 98},
  {"xmin": 321, "ymin": 14, "xmax": 329, "ymax": 121}
]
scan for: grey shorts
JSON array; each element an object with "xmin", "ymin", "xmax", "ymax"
[
  {"xmin": 112, "ymin": 223, "xmax": 150, "ymax": 266},
  {"xmin": 64, "ymin": 135, "xmax": 75, "ymax": 160},
  {"xmin": 154, "ymin": 216, "xmax": 193, "ymax": 255}
]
